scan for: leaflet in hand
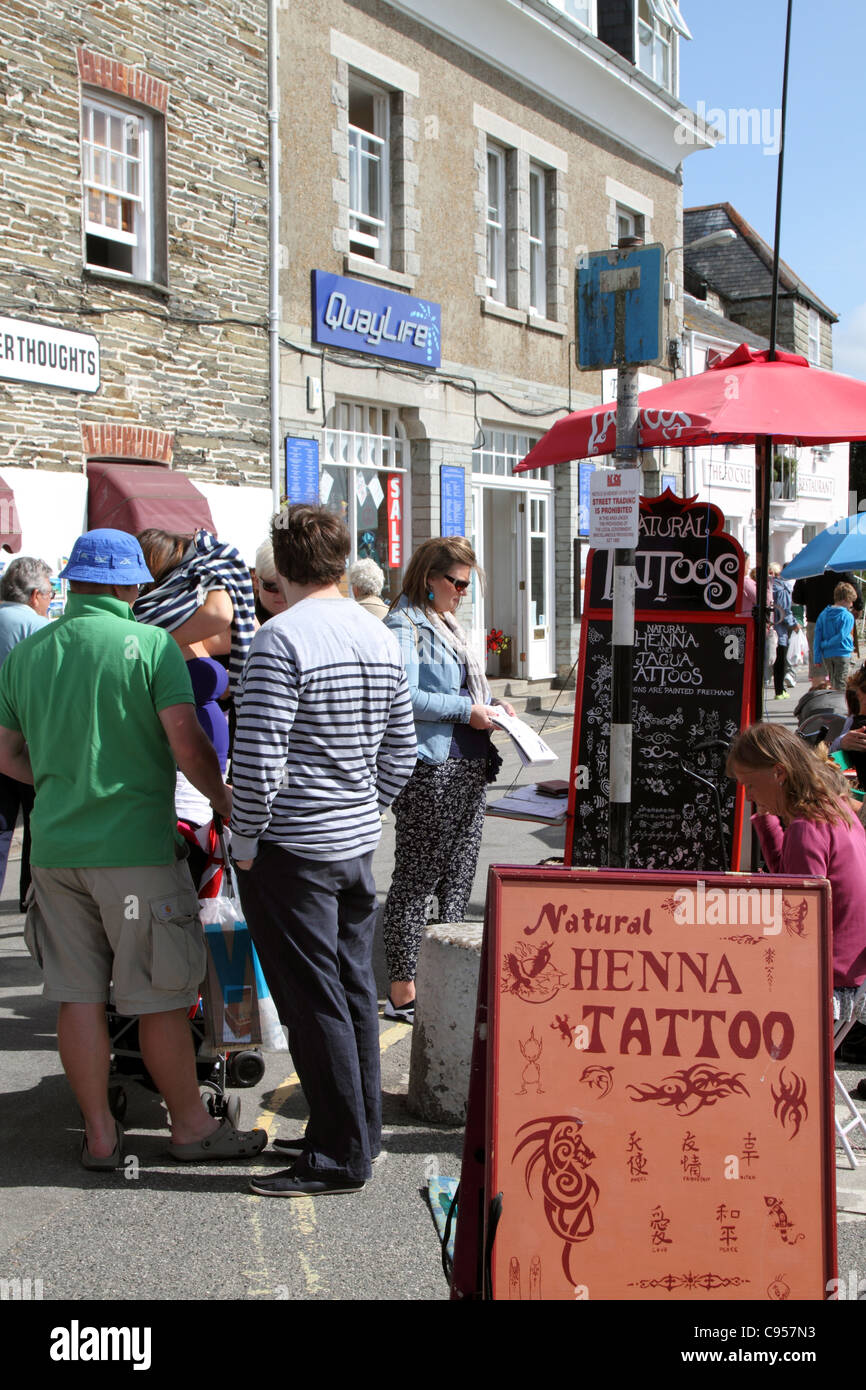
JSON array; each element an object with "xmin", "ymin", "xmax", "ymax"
[{"xmin": 488, "ymin": 708, "xmax": 558, "ymax": 766}]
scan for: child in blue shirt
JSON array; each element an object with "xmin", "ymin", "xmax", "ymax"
[{"xmin": 813, "ymin": 581, "xmax": 857, "ymax": 690}]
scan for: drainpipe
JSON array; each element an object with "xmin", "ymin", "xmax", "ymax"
[{"xmin": 268, "ymin": 0, "xmax": 281, "ymax": 516}]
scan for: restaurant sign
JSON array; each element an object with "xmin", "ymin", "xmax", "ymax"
[{"xmin": 0, "ymin": 315, "xmax": 100, "ymax": 393}]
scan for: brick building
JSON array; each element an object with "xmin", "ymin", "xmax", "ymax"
[{"xmin": 0, "ymin": 0, "xmax": 271, "ymax": 570}]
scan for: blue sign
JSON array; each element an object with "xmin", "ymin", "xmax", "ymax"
[
  {"xmin": 312, "ymin": 270, "xmax": 441, "ymax": 368},
  {"xmin": 577, "ymin": 244, "xmax": 663, "ymax": 369},
  {"xmin": 285, "ymin": 436, "xmax": 320, "ymax": 504},
  {"xmin": 662, "ymin": 473, "xmax": 678, "ymax": 495},
  {"xmin": 578, "ymin": 462, "xmax": 594, "ymax": 537},
  {"xmin": 440, "ymin": 466, "xmax": 465, "ymax": 537}
]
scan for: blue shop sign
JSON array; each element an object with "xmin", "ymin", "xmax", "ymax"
[
  {"xmin": 285, "ymin": 436, "xmax": 320, "ymax": 505},
  {"xmin": 440, "ymin": 465, "xmax": 465, "ymax": 537},
  {"xmin": 312, "ymin": 270, "xmax": 441, "ymax": 369}
]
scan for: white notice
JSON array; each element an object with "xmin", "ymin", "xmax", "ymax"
[{"xmin": 589, "ymin": 468, "xmax": 640, "ymax": 549}]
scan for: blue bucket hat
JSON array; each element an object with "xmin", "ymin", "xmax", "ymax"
[{"xmin": 59, "ymin": 530, "xmax": 154, "ymax": 586}]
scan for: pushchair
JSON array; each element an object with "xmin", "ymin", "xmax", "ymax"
[{"xmin": 107, "ymin": 820, "xmax": 265, "ymax": 1126}]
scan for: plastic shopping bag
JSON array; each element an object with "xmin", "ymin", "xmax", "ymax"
[{"xmin": 199, "ymin": 847, "xmax": 288, "ymax": 1053}]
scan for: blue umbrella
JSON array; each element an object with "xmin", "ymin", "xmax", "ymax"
[{"xmin": 781, "ymin": 513, "xmax": 866, "ymax": 580}]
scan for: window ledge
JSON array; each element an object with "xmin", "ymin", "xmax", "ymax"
[
  {"xmin": 83, "ymin": 266, "xmax": 170, "ymax": 298},
  {"xmin": 344, "ymin": 254, "xmax": 415, "ymax": 291},
  {"xmin": 481, "ymin": 298, "xmax": 527, "ymax": 326},
  {"xmin": 527, "ymin": 314, "xmax": 567, "ymax": 337}
]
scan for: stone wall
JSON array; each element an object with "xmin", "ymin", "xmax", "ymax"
[{"xmin": 0, "ymin": 0, "xmax": 270, "ymax": 483}]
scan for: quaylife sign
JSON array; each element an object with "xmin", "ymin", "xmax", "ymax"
[
  {"xmin": 0, "ymin": 315, "xmax": 100, "ymax": 393},
  {"xmin": 568, "ymin": 492, "xmax": 753, "ymax": 872},
  {"xmin": 311, "ymin": 270, "xmax": 441, "ymax": 368},
  {"xmin": 466, "ymin": 866, "xmax": 834, "ymax": 1302}
]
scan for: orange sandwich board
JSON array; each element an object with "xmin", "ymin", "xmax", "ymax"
[{"xmin": 452, "ymin": 866, "xmax": 835, "ymax": 1302}]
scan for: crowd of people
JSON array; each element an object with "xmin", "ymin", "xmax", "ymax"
[
  {"xmin": 2, "ymin": 516, "xmax": 865, "ymax": 1190},
  {"xmin": 0, "ymin": 509, "xmax": 517, "ymax": 1193}
]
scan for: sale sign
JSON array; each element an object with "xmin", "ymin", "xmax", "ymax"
[
  {"xmin": 482, "ymin": 866, "xmax": 834, "ymax": 1301},
  {"xmin": 387, "ymin": 473, "xmax": 402, "ymax": 568}
]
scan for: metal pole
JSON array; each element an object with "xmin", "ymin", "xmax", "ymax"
[
  {"xmin": 267, "ymin": 0, "xmax": 282, "ymax": 517},
  {"xmin": 608, "ymin": 236, "xmax": 642, "ymax": 869}
]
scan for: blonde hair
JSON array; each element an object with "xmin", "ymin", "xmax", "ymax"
[{"xmin": 727, "ymin": 722, "xmax": 852, "ymax": 826}]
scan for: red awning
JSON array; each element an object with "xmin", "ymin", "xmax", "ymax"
[
  {"xmin": 86, "ymin": 462, "xmax": 216, "ymax": 538},
  {"xmin": 0, "ymin": 477, "xmax": 22, "ymax": 553}
]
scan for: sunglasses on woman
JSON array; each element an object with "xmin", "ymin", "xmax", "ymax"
[
  {"xmin": 259, "ymin": 579, "xmax": 281, "ymax": 594},
  {"xmin": 444, "ymin": 574, "xmax": 470, "ymax": 592}
]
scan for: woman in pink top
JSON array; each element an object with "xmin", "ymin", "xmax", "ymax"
[{"xmin": 726, "ymin": 724, "xmax": 866, "ymax": 1023}]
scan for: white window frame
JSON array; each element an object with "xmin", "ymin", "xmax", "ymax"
[
  {"xmin": 528, "ymin": 162, "xmax": 548, "ymax": 317},
  {"xmin": 486, "ymin": 144, "xmax": 507, "ymax": 302},
  {"xmin": 322, "ymin": 401, "xmax": 409, "ymax": 587},
  {"xmin": 808, "ymin": 308, "xmax": 821, "ymax": 366},
  {"xmin": 348, "ymin": 76, "xmax": 390, "ymax": 265},
  {"xmin": 81, "ymin": 92, "xmax": 154, "ymax": 281},
  {"xmin": 637, "ymin": 0, "xmax": 672, "ymax": 91}
]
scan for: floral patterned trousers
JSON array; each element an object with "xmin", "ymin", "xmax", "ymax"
[{"xmin": 382, "ymin": 756, "xmax": 487, "ymax": 982}]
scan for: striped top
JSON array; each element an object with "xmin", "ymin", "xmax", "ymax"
[{"xmin": 230, "ymin": 596, "xmax": 417, "ymax": 862}]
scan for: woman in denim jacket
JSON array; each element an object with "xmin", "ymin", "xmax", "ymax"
[{"xmin": 381, "ymin": 537, "xmax": 513, "ymax": 1023}]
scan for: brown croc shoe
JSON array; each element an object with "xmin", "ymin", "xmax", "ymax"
[{"xmin": 168, "ymin": 1117, "xmax": 267, "ymax": 1162}]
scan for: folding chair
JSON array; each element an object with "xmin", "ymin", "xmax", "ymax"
[{"xmin": 834, "ymin": 980, "xmax": 866, "ymax": 1169}]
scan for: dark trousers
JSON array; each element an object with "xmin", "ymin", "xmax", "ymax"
[
  {"xmin": 237, "ymin": 843, "xmax": 380, "ymax": 1182},
  {"xmin": 772, "ymin": 641, "xmax": 789, "ymax": 696},
  {"xmin": 0, "ymin": 774, "xmax": 33, "ymax": 909}
]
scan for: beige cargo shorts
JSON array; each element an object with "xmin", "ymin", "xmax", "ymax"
[{"xmin": 26, "ymin": 859, "xmax": 206, "ymax": 1015}]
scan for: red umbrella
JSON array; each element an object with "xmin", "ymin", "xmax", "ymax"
[{"xmin": 515, "ymin": 343, "xmax": 866, "ymax": 470}]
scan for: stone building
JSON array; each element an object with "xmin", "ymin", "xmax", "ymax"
[
  {"xmin": 0, "ymin": 0, "xmax": 708, "ymax": 679},
  {"xmin": 0, "ymin": 0, "xmax": 271, "ymax": 571},
  {"xmin": 275, "ymin": 0, "xmax": 705, "ymax": 681},
  {"xmin": 681, "ymin": 203, "xmax": 847, "ymax": 566}
]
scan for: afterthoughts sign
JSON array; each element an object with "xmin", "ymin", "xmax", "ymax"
[
  {"xmin": 0, "ymin": 315, "xmax": 100, "ymax": 393},
  {"xmin": 452, "ymin": 865, "xmax": 835, "ymax": 1301}
]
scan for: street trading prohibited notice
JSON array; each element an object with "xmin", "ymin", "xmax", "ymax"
[{"xmin": 486, "ymin": 867, "xmax": 834, "ymax": 1301}]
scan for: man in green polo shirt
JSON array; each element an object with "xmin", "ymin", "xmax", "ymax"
[{"xmin": 0, "ymin": 529, "xmax": 266, "ymax": 1169}]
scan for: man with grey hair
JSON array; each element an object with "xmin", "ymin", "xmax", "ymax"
[
  {"xmin": 348, "ymin": 557, "xmax": 388, "ymax": 620},
  {"xmin": 0, "ymin": 556, "xmax": 53, "ymax": 907}
]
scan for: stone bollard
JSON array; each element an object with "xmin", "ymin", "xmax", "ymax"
[{"xmin": 407, "ymin": 921, "xmax": 483, "ymax": 1124}]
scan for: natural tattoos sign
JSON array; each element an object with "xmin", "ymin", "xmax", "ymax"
[{"xmin": 483, "ymin": 867, "xmax": 834, "ymax": 1302}]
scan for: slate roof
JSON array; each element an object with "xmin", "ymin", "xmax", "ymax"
[
  {"xmin": 683, "ymin": 294, "xmax": 769, "ymax": 350},
  {"xmin": 683, "ymin": 203, "xmax": 837, "ymax": 322}
]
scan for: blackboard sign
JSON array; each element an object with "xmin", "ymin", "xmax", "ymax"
[{"xmin": 566, "ymin": 493, "xmax": 753, "ymax": 871}]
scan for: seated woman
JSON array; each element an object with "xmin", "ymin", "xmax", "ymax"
[{"xmin": 727, "ymin": 723, "xmax": 866, "ymax": 1029}]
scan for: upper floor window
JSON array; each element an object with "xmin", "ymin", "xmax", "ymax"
[
  {"xmin": 486, "ymin": 145, "xmax": 507, "ymax": 302},
  {"xmin": 807, "ymin": 308, "xmax": 821, "ymax": 366},
  {"xmin": 81, "ymin": 92, "xmax": 166, "ymax": 284},
  {"xmin": 637, "ymin": 0, "xmax": 672, "ymax": 89},
  {"xmin": 615, "ymin": 204, "xmax": 645, "ymax": 244},
  {"xmin": 348, "ymin": 77, "xmax": 390, "ymax": 264},
  {"xmin": 528, "ymin": 164, "xmax": 548, "ymax": 316}
]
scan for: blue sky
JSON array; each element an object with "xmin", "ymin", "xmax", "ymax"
[{"xmin": 679, "ymin": 0, "xmax": 865, "ymax": 377}]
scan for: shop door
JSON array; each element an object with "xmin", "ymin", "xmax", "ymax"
[{"xmin": 524, "ymin": 491, "xmax": 553, "ymax": 679}]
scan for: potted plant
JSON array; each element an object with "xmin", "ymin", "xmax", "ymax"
[{"xmin": 486, "ymin": 627, "xmax": 512, "ymax": 677}]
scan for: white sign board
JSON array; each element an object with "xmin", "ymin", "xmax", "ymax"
[
  {"xmin": 0, "ymin": 315, "xmax": 100, "ymax": 393},
  {"xmin": 589, "ymin": 468, "xmax": 640, "ymax": 549}
]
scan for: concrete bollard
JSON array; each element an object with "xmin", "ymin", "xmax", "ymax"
[{"xmin": 407, "ymin": 921, "xmax": 483, "ymax": 1125}]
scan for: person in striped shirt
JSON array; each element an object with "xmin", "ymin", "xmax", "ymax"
[{"xmin": 231, "ymin": 504, "xmax": 417, "ymax": 1198}]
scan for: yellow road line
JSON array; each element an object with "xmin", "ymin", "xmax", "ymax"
[{"xmin": 245, "ymin": 1016, "xmax": 412, "ymax": 1299}]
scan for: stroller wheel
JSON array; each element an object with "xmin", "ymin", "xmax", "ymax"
[
  {"xmin": 226, "ymin": 1050, "xmax": 266, "ymax": 1088},
  {"xmin": 226, "ymin": 1094, "xmax": 242, "ymax": 1128},
  {"xmin": 108, "ymin": 1086, "xmax": 127, "ymax": 1122}
]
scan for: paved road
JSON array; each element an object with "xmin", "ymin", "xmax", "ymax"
[{"xmin": 0, "ymin": 676, "xmax": 864, "ymax": 1314}]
